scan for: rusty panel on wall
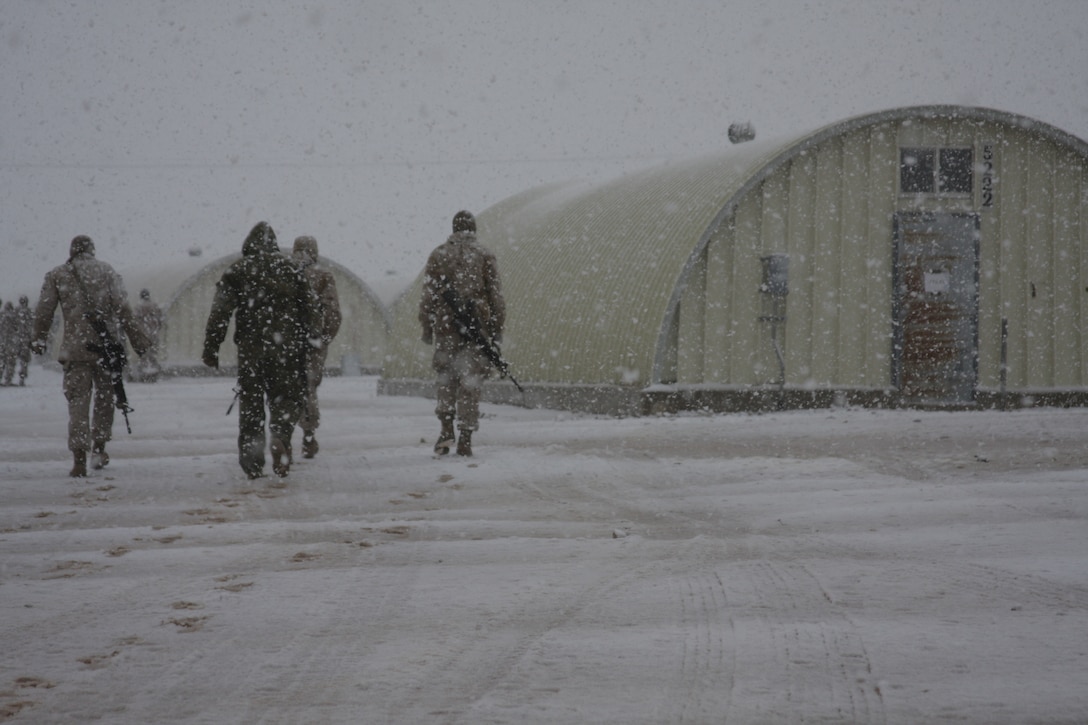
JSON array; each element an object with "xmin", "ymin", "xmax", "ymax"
[{"xmin": 893, "ymin": 212, "xmax": 980, "ymax": 404}]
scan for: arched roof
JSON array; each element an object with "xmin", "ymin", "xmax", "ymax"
[
  {"xmin": 126, "ymin": 249, "xmax": 391, "ymax": 332},
  {"xmin": 387, "ymin": 106, "xmax": 1088, "ymax": 388},
  {"xmin": 483, "ymin": 134, "xmax": 802, "ymax": 385}
]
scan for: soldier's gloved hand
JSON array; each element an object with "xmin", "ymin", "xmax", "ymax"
[
  {"xmin": 30, "ymin": 340, "xmax": 46, "ymax": 356},
  {"xmin": 202, "ymin": 351, "xmax": 218, "ymax": 369},
  {"xmin": 308, "ymin": 336, "xmax": 324, "ymax": 350}
]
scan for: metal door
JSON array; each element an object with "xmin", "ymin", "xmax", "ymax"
[{"xmin": 892, "ymin": 212, "xmax": 980, "ymax": 405}]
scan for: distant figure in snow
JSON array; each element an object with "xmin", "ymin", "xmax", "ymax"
[
  {"xmin": 0, "ymin": 299, "xmax": 16, "ymax": 385},
  {"xmin": 11, "ymin": 295, "xmax": 35, "ymax": 386},
  {"xmin": 292, "ymin": 235, "xmax": 342, "ymax": 459},
  {"xmin": 418, "ymin": 210, "xmax": 505, "ymax": 457},
  {"xmin": 31, "ymin": 235, "xmax": 150, "ymax": 477},
  {"xmin": 132, "ymin": 288, "xmax": 164, "ymax": 382},
  {"xmin": 202, "ymin": 222, "xmax": 319, "ymax": 479}
]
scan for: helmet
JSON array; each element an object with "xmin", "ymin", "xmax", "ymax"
[
  {"xmin": 292, "ymin": 235, "xmax": 319, "ymax": 263},
  {"xmin": 452, "ymin": 210, "xmax": 476, "ymax": 234},
  {"xmin": 69, "ymin": 235, "xmax": 95, "ymax": 259}
]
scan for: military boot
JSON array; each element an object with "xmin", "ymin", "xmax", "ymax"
[
  {"xmin": 91, "ymin": 441, "xmax": 110, "ymax": 470},
  {"xmin": 434, "ymin": 417, "xmax": 455, "ymax": 455},
  {"xmin": 271, "ymin": 437, "xmax": 292, "ymax": 477},
  {"xmin": 70, "ymin": 450, "xmax": 87, "ymax": 478},
  {"xmin": 302, "ymin": 431, "xmax": 319, "ymax": 459},
  {"xmin": 456, "ymin": 429, "xmax": 473, "ymax": 457}
]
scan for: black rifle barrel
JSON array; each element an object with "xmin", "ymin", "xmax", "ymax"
[{"xmin": 440, "ymin": 288, "xmax": 523, "ymax": 393}]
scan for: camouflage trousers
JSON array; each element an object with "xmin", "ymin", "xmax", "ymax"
[
  {"xmin": 298, "ymin": 346, "xmax": 328, "ymax": 434},
  {"xmin": 1, "ymin": 349, "xmax": 27, "ymax": 384},
  {"xmin": 432, "ymin": 344, "xmax": 490, "ymax": 432},
  {"xmin": 62, "ymin": 361, "xmax": 114, "ymax": 452},
  {"xmin": 236, "ymin": 354, "xmax": 305, "ymax": 477}
]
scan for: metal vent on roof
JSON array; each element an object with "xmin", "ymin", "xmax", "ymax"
[{"xmin": 728, "ymin": 122, "xmax": 756, "ymax": 144}]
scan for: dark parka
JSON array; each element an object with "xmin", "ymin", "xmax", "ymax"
[
  {"xmin": 202, "ymin": 222, "xmax": 319, "ymax": 478},
  {"xmin": 202, "ymin": 222, "xmax": 317, "ymax": 371}
]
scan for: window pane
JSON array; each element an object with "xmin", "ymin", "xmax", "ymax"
[
  {"xmin": 900, "ymin": 148, "xmax": 935, "ymax": 193},
  {"xmin": 939, "ymin": 148, "xmax": 973, "ymax": 193}
]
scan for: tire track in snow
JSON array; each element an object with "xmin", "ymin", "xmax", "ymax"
[
  {"xmin": 674, "ymin": 570, "xmax": 736, "ymax": 724},
  {"xmin": 381, "ymin": 551, "xmax": 664, "ymax": 723},
  {"xmin": 722, "ymin": 559, "xmax": 886, "ymax": 725}
]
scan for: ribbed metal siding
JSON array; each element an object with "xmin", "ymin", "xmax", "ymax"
[
  {"xmin": 384, "ymin": 146, "xmax": 785, "ymax": 385},
  {"xmin": 385, "ymin": 106, "xmax": 1088, "ymax": 396},
  {"xmin": 671, "ymin": 111, "xmax": 1088, "ymax": 392}
]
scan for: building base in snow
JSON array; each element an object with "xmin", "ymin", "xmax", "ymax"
[{"xmin": 378, "ymin": 378, "xmax": 1088, "ymax": 417}]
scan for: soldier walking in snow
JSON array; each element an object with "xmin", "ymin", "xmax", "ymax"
[
  {"xmin": 31, "ymin": 235, "xmax": 150, "ymax": 477},
  {"xmin": 0, "ymin": 299, "xmax": 16, "ymax": 385},
  {"xmin": 132, "ymin": 288, "xmax": 164, "ymax": 382},
  {"xmin": 202, "ymin": 221, "xmax": 319, "ymax": 479},
  {"xmin": 419, "ymin": 210, "xmax": 506, "ymax": 457},
  {"xmin": 292, "ymin": 235, "xmax": 341, "ymax": 459},
  {"xmin": 12, "ymin": 295, "xmax": 35, "ymax": 386}
]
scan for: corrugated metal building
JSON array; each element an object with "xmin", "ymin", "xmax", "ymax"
[
  {"xmin": 119, "ymin": 249, "xmax": 390, "ymax": 375},
  {"xmin": 382, "ymin": 105, "xmax": 1088, "ymax": 414}
]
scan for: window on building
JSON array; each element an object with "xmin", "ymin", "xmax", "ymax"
[
  {"xmin": 900, "ymin": 147, "xmax": 973, "ymax": 195},
  {"xmin": 900, "ymin": 148, "xmax": 936, "ymax": 193},
  {"xmin": 938, "ymin": 148, "xmax": 973, "ymax": 193}
]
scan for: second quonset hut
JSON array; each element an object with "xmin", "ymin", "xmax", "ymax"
[
  {"xmin": 125, "ymin": 248, "xmax": 390, "ymax": 375},
  {"xmin": 382, "ymin": 106, "xmax": 1088, "ymax": 415}
]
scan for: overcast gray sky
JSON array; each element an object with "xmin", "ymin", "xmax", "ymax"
[{"xmin": 2, "ymin": 0, "xmax": 1087, "ymax": 302}]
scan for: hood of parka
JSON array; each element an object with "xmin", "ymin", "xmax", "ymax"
[{"xmin": 242, "ymin": 221, "xmax": 277, "ymax": 257}]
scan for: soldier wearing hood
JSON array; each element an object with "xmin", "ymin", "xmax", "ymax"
[
  {"xmin": 419, "ymin": 210, "xmax": 505, "ymax": 456},
  {"xmin": 292, "ymin": 235, "xmax": 342, "ymax": 459},
  {"xmin": 31, "ymin": 235, "xmax": 150, "ymax": 477},
  {"xmin": 202, "ymin": 222, "xmax": 319, "ymax": 479}
]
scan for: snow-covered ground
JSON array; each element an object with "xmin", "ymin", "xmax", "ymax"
[{"xmin": 2, "ymin": 367, "xmax": 1087, "ymax": 724}]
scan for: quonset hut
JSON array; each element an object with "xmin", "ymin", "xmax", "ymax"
[
  {"xmin": 123, "ymin": 249, "xmax": 389, "ymax": 375},
  {"xmin": 381, "ymin": 106, "xmax": 1088, "ymax": 415}
]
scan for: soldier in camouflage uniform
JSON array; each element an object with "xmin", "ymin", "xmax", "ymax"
[
  {"xmin": 31, "ymin": 235, "xmax": 149, "ymax": 477},
  {"xmin": 132, "ymin": 289, "xmax": 164, "ymax": 382},
  {"xmin": 12, "ymin": 296, "xmax": 34, "ymax": 386},
  {"xmin": 202, "ymin": 222, "xmax": 319, "ymax": 479},
  {"xmin": 292, "ymin": 235, "xmax": 342, "ymax": 459},
  {"xmin": 419, "ymin": 210, "xmax": 505, "ymax": 457},
  {"xmin": 0, "ymin": 300, "xmax": 16, "ymax": 385}
]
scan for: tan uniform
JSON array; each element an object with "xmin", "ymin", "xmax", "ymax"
[
  {"xmin": 0, "ymin": 302, "xmax": 16, "ymax": 384},
  {"xmin": 419, "ymin": 223, "xmax": 505, "ymax": 439},
  {"xmin": 33, "ymin": 242, "xmax": 148, "ymax": 460},
  {"xmin": 13, "ymin": 298, "xmax": 34, "ymax": 384},
  {"xmin": 292, "ymin": 236, "xmax": 341, "ymax": 441},
  {"xmin": 133, "ymin": 295, "xmax": 164, "ymax": 380}
]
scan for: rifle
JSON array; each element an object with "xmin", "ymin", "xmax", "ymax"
[
  {"xmin": 439, "ymin": 287, "xmax": 523, "ymax": 393},
  {"xmin": 85, "ymin": 313, "xmax": 134, "ymax": 434},
  {"xmin": 67, "ymin": 262, "xmax": 134, "ymax": 434},
  {"xmin": 225, "ymin": 386, "xmax": 242, "ymax": 415}
]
